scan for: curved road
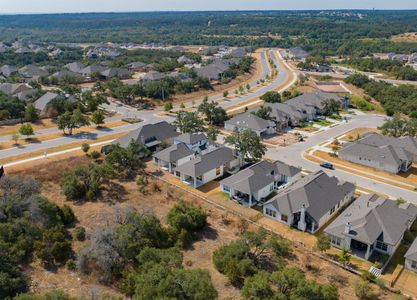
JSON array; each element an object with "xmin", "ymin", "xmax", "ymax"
[{"xmin": 0, "ymin": 49, "xmax": 296, "ymax": 160}]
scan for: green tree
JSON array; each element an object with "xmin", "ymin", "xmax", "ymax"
[
  {"xmin": 11, "ymin": 133, "xmax": 20, "ymax": 145},
  {"xmin": 379, "ymin": 114, "xmax": 417, "ymax": 137},
  {"xmin": 315, "ymin": 234, "xmax": 331, "ymax": 253},
  {"xmin": 241, "ymin": 272, "xmax": 273, "ymax": 300},
  {"xmin": 322, "ymin": 99, "xmax": 342, "ymax": 116},
  {"xmin": 223, "ymin": 90, "xmax": 229, "ymax": 98},
  {"xmin": 225, "ymin": 129, "xmax": 266, "ymax": 165},
  {"xmin": 105, "ymin": 141, "xmax": 150, "ymax": 179},
  {"xmin": 253, "ymin": 106, "xmax": 273, "ymax": 120},
  {"xmin": 57, "ymin": 109, "xmax": 90, "ymax": 135},
  {"xmin": 34, "ymin": 227, "xmax": 72, "ymax": 267},
  {"xmin": 164, "ymin": 101, "xmax": 173, "ymax": 111},
  {"xmin": 166, "ymin": 201, "xmax": 207, "ymax": 233},
  {"xmin": 206, "ymin": 126, "xmax": 220, "ymax": 141},
  {"xmin": 91, "ymin": 110, "xmax": 105, "ymax": 128},
  {"xmin": 81, "ymin": 143, "xmax": 90, "ymax": 153},
  {"xmin": 353, "ymin": 280, "xmax": 375, "ymax": 299},
  {"xmin": 339, "ymin": 247, "xmax": 351, "ymax": 267},
  {"xmin": 260, "ymin": 91, "xmax": 281, "ymax": 103},
  {"xmin": 174, "ymin": 111, "xmax": 205, "ymax": 133},
  {"xmin": 18, "ymin": 123, "xmax": 34, "ymax": 140},
  {"xmin": 24, "ymin": 104, "xmax": 39, "ymax": 123}
]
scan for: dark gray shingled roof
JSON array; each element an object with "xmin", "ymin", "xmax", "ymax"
[
  {"xmin": 113, "ymin": 121, "xmax": 179, "ymax": 148},
  {"xmin": 225, "ymin": 112, "xmax": 275, "ymax": 132},
  {"xmin": 153, "ymin": 143, "xmax": 194, "ymax": 163},
  {"xmin": 175, "ymin": 147, "xmax": 235, "ymax": 177},
  {"xmin": 220, "ymin": 160, "xmax": 301, "ymax": 195},
  {"xmin": 325, "ymin": 194, "xmax": 417, "ymax": 246},
  {"xmin": 405, "ymin": 238, "xmax": 417, "ymax": 262},
  {"xmin": 65, "ymin": 62, "xmax": 85, "ymax": 73},
  {"xmin": 34, "ymin": 92, "xmax": 59, "ymax": 111},
  {"xmin": 265, "ymin": 170, "xmax": 355, "ymax": 222},
  {"xmin": 175, "ymin": 133, "xmax": 207, "ymax": 145},
  {"xmin": 264, "ymin": 102, "xmax": 304, "ymax": 122}
]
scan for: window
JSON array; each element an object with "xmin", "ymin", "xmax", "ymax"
[
  {"xmin": 376, "ymin": 241, "xmax": 388, "ymax": 252},
  {"xmin": 265, "ymin": 208, "xmax": 276, "ymax": 218},
  {"xmin": 330, "ymin": 206, "xmax": 336, "ymax": 214},
  {"xmin": 412, "ymin": 260, "xmax": 417, "ymax": 269},
  {"xmin": 331, "ymin": 236, "xmax": 342, "ymax": 246},
  {"xmin": 175, "ymin": 171, "xmax": 181, "ymax": 177},
  {"xmin": 281, "ymin": 214, "xmax": 288, "ymax": 222},
  {"xmin": 216, "ymin": 167, "xmax": 221, "ymax": 176},
  {"xmin": 223, "ymin": 185, "xmax": 230, "ymax": 192}
]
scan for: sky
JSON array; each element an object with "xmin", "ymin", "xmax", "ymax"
[{"xmin": 1, "ymin": 0, "xmax": 417, "ymax": 14}]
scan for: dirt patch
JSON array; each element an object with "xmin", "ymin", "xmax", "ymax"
[
  {"xmin": 0, "ymin": 119, "xmax": 57, "ymax": 136},
  {"xmin": 10, "ymin": 157, "xmax": 406, "ymax": 300},
  {"xmin": 338, "ymin": 127, "xmax": 380, "ymax": 141},
  {"xmin": 390, "ymin": 32, "xmax": 417, "ymax": 42},
  {"xmin": 262, "ymin": 132, "xmax": 302, "ymax": 147}
]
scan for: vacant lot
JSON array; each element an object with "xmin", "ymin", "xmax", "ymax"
[
  {"xmin": 390, "ymin": 32, "xmax": 417, "ymax": 42},
  {"xmin": 9, "ymin": 156, "xmax": 406, "ymax": 300}
]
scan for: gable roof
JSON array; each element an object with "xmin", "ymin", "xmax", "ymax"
[
  {"xmin": 34, "ymin": 92, "xmax": 59, "ymax": 111},
  {"xmin": 100, "ymin": 68, "xmax": 130, "ymax": 78},
  {"xmin": 226, "ymin": 112, "xmax": 275, "ymax": 132},
  {"xmin": 175, "ymin": 147, "xmax": 235, "ymax": 177},
  {"xmin": 153, "ymin": 142, "xmax": 195, "ymax": 163},
  {"xmin": 18, "ymin": 65, "xmax": 48, "ymax": 78},
  {"xmin": 175, "ymin": 133, "xmax": 208, "ymax": 145},
  {"xmin": 288, "ymin": 47, "xmax": 309, "ymax": 59},
  {"xmin": 220, "ymin": 160, "xmax": 301, "ymax": 195},
  {"xmin": 0, "ymin": 65, "xmax": 18, "ymax": 77},
  {"xmin": 359, "ymin": 132, "xmax": 417, "ymax": 159},
  {"xmin": 113, "ymin": 121, "xmax": 179, "ymax": 148},
  {"xmin": 65, "ymin": 62, "xmax": 85, "ymax": 73},
  {"xmin": 325, "ymin": 194, "xmax": 417, "ymax": 246},
  {"xmin": 286, "ymin": 91, "xmax": 344, "ymax": 112},
  {"xmin": 0, "ymin": 83, "xmax": 32, "ymax": 95},
  {"xmin": 265, "ymin": 102, "xmax": 304, "ymax": 122},
  {"xmin": 266, "ymin": 170, "xmax": 355, "ymax": 222},
  {"xmin": 405, "ymin": 238, "xmax": 417, "ymax": 262}
]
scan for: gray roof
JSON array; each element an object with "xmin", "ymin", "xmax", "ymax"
[
  {"xmin": 360, "ymin": 132, "xmax": 417, "ymax": 159},
  {"xmin": 0, "ymin": 83, "xmax": 32, "ymax": 95},
  {"xmin": 34, "ymin": 92, "xmax": 59, "ymax": 111},
  {"xmin": 325, "ymin": 194, "xmax": 417, "ymax": 246},
  {"xmin": 288, "ymin": 47, "xmax": 309, "ymax": 59},
  {"xmin": 265, "ymin": 102, "xmax": 304, "ymax": 123},
  {"xmin": 128, "ymin": 61, "xmax": 147, "ymax": 69},
  {"xmin": 18, "ymin": 65, "xmax": 48, "ymax": 78},
  {"xmin": 175, "ymin": 133, "xmax": 207, "ymax": 145},
  {"xmin": 80, "ymin": 65, "xmax": 107, "ymax": 76},
  {"xmin": 65, "ymin": 62, "xmax": 85, "ymax": 73},
  {"xmin": 153, "ymin": 142, "xmax": 194, "ymax": 163},
  {"xmin": 220, "ymin": 160, "xmax": 301, "ymax": 195},
  {"xmin": 226, "ymin": 112, "xmax": 275, "ymax": 132},
  {"xmin": 142, "ymin": 71, "xmax": 166, "ymax": 81},
  {"xmin": 0, "ymin": 65, "xmax": 18, "ymax": 77},
  {"xmin": 101, "ymin": 68, "xmax": 130, "ymax": 78},
  {"xmin": 51, "ymin": 70, "xmax": 83, "ymax": 80},
  {"xmin": 113, "ymin": 121, "xmax": 179, "ymax": 148},
  {"xmin": 265, "ymin": 170, "xmax": 355, "ymax": 222},
  {"xmin": 405, "ymin": 238, "xmax": 417, "ymax": 262},
  {"xmin": 286, "ymin": 91, "xmax": 344, "ymax": 112},
  {"xmin": 175, "ymin": 147, "xmax": 235, "ymax": 177},
  {"xmin": 194, "ymin": 59, "xmax": 234, "ymax": 80}
]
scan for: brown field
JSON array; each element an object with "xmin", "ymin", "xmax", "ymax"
[
  {"xmin": 390, "ymin": 32, "xmax": 417, "ymax": 42},
  {"xmin": 0, "ymin": 119, "xmax": 57, "ymax": 136},
  {"xmin": 8, "ymin": 157, "xmax": 407, "ymax": 300}
]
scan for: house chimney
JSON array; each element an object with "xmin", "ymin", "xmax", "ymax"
[{"xmin": 344, "ymin": 222, "xmax": 352, "ymax": 234}]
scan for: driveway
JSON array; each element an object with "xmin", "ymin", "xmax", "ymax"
[{"xmin": 265, "ymin": 114, "xmax": 417, "ymax": 204}]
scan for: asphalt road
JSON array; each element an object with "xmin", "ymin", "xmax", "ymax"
[{"xmin": 265, "ymin": 114, "xmax": 417, "ymax": 204}]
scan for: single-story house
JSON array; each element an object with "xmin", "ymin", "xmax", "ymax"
[
  {"xmin": 263, "ymin": 170, "xmax": 355, "ymax": 233},
  {"xmin": 220, "ymin": 160, "xmax": 301, "ymax": 206},
  {"xmin": 141, "ymin": 71, "xmax": 167, "ymax": 82},
  {"xmin": 325, "ymin": 194, "xmax": 417, "ymax": 261},
  {"xmin": 33, "ymin": 92, "xmax": 77, "ymax": 116},
  {"xmin": 338, "ymin": 132, "xmax": 417, "ymax": 174},
  {"xmin": 51, "ymin": 70, "xmax": 84, "ymax": 82},
  {"xmin": 225, "ymin": 112, "xmax": 276, "ymax": 136},
  {"xmin": 264, "ymin": 102, "xmax": 305, "ymax": 128},
  {"xmin": 100, "ymin": 68, "xmax": 130, "ymax": 80},
  {"xmin": 405, "ymin": 238, "xmax": 417, "ymax": 273},
  {"xmin": 18, "ymin": 65, "xmax": 49, "ymax": 80},
  {"xmin": 65, "ymin": 62, "xmax": 85, "ymax": 74},
  {"xmin": 0, "ymin": 83, "xmax": 33, "ymax": 96},
  {"xmin": 287, "ymin": 47, "xmax": 310, "ymax": 61},
  {"xmin": 128, "ymin": 61, "xmax": 147, "ymax": 71},
  {"xmin": 174, "ymin": 146, "xmax": 240, "ymax": 188},
  {"xmin": 112, "ymin": 121, "xmax": 179, "ymax": 151},
  {"xmin": 0, "ymin": 65, "xmax": 18, "ymax": 77},
  {"xmin": 79, "ymin": 65, "xmax": 107, "ymax": 79}
]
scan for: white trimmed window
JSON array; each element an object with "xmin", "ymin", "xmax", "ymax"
[
  {"xmin": 331, "ymin": 236, "xmax": 342, "ymax": 246},
  {"xmin": 265, "ymin": 208, "xmax": 276, "ymax": 218},
  {"xmin": 412, "ymin": 260, "xmax": 417, "ymax": 269},
  {"xmin": 223, "ymin": 185, "xmax": 230, "ymax": 192},
  {"xmin": 376, "ymin": 241, "xmax": 388, "ymax": 252}
]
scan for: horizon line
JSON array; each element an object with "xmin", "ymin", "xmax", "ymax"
[{"xmin": 1, "ymin": 8, "xmax": 417, "ymax": 16}]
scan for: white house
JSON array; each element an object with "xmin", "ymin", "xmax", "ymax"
[
  {"xmin": 225, "ymin": 112, "xmax": 276, "ymax": 137},
  {"xmin": 405, "ymin": 238, "xmax": 417, "ymax": 273}
]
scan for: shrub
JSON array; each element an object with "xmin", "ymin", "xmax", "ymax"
[
  {"xmin": 59, "ymin": 204, "xmax": 75, "ymax": 226},
  {"xmin": 166, "ymin": 201, "xmax": 207, "ymax": 233},
  {"xmin": 66, "ymin": 259, "xmax": 77, "ymax": 271},
  {"xmin": 90, "ymin": 150, "xmax": 101, "ymax": 160},
  {"xmin": 74, "ymin": 226, "xmax": 86, "ymax": 241},
  {"xmin": 81, "ymin": 143, "xmax": 90, "ymax": 153},
  {"xmin": 354, "ymin": 280, "xmax": 375, "ymax": 299}
]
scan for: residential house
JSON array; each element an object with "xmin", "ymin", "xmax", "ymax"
[
  {"xmin": 178, "ymin": 56, "xmax": 196, "ymax": 65},
  {"xmin": 141, "ymin": 71, "xmax": 166, "ymax": 82},
  {"xmin": 225, "ymin": 112, "xmax": 276, "ymax": 136},
  {"xmin": 127, "ymin": 61, "xmax": 147, "ymax": 71},
  {"xmin": 18, "ymin": 65, "xmax": 49, "ymax": 80},
  {"xmin": 220, "ymin": 160, "xmax": 301, "ymax": 206},
  {"xmin": 263, "ymin": 170, "xmax": 355, "ymax": 233},
  {"xmin": 65, "ymin": 62, "xmax": 85, "ymax": 74},
  {"xmin": 194, "ymin": 59, "xmax": 236, "ymax": 81},
  {"xmin": 51, "ymin": 70, "xmax": 84, "ymax": 82},
  {"xmin": 112, "ymin": 121, "xmax": 179, "ymax": 151},
  {"xmin": 153, "ymin": 142, "xmax": 195, "ymax": 173},
  {"xmin": 264, "ymin": 102, "xmax": 304, "ymax": 128},
  {"xmin": 174, "ymin": 146, "xmax": 240, "ymax": 188},
  {"xmin": 33, "ymin": 92, "xmax": 78, "ymax": 117},
  {"xmin": 80, "ymin": 65, "xmax": 107, "ymax": 79},
  {"xmin": 100, "ymin": 68, "xmax": 130, "ymax": 80},
  {"xmin": 0, "ymin": 83, "xmax": 33, "ymax": 98},
  {"xmin": 338, "ymin": 132, "xmax": 417, "ymax": 174},
  {"xmin": 0, "ymin": 65, "xmax": 18, "ymax": 77},
  {"xmin": 174, "ymin": 133, "xmax": 209, "ymax": 153},
  {"xmin": 325, "ymin": 194, "xmax": 417, "ymax": 261},
  {"xmin": 287, "ymin": 47, "xmax": 310, "ymax": 61},
  {"xmin": 229, "ymin": 47, "xmax": 247, "ymax": 58},
  {"xmin": 405, "ymin": 238, "xmax": 417, "ymax": 273}
]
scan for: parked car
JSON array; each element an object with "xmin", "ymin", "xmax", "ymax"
[{"xmin": 320, "ymin": 162, "xmax": 334, "ymax": 169}]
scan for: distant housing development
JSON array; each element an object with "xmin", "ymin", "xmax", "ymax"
[{"xmin": 339, "ymin": 132, "xmax": 417, "ymax": 174}]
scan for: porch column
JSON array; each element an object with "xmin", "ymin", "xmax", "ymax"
[
  {"xmin": 168, "ymin": 163, "xmax": 172, "ymax": 173},
  {"xmin": 193, "ymin": 177, "xmax": 197, "ymax": 188},
  {"xmin": 365, "ymin": 244, "xmax": 372, "ymax": 260},
  {"xmin": 249, "ymin": 194, "xmax": 252, "ymax": 207}
]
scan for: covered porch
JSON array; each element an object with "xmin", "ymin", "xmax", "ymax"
[
  {"xmin": 350, "ymin": 239, "xmax": 372, "ymax": 259},
  {"xmin": 231, "ymin": 190, "xmax": 256, "ymax": 207},
  {"xmin": 179, "ymin": 173, "xmax": 203, "ymax": 188}
]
